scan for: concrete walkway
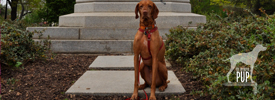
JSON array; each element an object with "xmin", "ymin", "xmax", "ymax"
[
  {"xmin": 66, "ymin": 71, "xmax": 185, "ymax": 96},
  {"xmin": 66, "ymin": 56, "xmax": 185, "ymax": 97},
  {"xmin": 89, "ymin": 56, "xmax": 171, "ymax": 69}
]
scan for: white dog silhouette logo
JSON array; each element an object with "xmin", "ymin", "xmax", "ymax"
[{"xmin": 223, "ymin": 44, "xmax": 267, "ymax": 83}]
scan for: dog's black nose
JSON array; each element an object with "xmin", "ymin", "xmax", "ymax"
[{"xmin": 143, "ymin": 12, "xmax": 148, "ymax": 16}]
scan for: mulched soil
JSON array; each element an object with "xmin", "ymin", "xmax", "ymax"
[{"xmin": 1, "ymin": 54, "xmax": 210, "ymax": 100}]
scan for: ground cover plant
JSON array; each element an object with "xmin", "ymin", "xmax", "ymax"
[
  {"xmin": 1, "ymin": 20, "xmax": 52, "ymax": 67},
  {"xmin": 165, "ymin": 9, "xmax": 275, "ymax": 99}
]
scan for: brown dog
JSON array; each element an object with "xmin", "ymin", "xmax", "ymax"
[{"xmin": 131, "ymin": 0, "xmax": 169, "ymax": 100}]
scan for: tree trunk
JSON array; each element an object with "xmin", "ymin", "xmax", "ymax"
[
  {"xmin": 5, "ymin": 1, "xmax": 8, "ymax": 19},
  {"xmin": 255, "ymin": 0, "xmax": 261, "ymax": 15},
  {"xmin": 11, "ymin": 0, "xmax": 19, "ymax": 21},
  {"xmin": 19, "ymin": 0, "xmax": 25, "ymax": 20}
]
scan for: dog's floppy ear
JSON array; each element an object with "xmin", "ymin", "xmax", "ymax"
[
  {"xmin": 152, "ymin": 3, "xmax": 159, "ymax": 19},
  {"xmin": 135, "ymin": 3, "xmax": 139, "ymax": 19}
]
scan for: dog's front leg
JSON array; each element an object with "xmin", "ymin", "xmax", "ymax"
[
  {"xmin": 149, "ymin": 39, "xmax": 160, "ymax": 100},
  {"xmin": 131, "ymin": 39, "xmax": 140, "ymax": 100},
  {"xmin": 150, "ymin": 55, "xmax": 158, "ymax": 100},
  {"xmin": 131, "ymin": 54, "xmax": 139, "ymax": 100}
]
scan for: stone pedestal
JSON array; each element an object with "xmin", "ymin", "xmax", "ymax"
[{"xmin": 27, "ymin": 0, "xmax": 206, "ymax": 53}]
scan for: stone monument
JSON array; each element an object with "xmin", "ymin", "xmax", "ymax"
[{"xmin": 27, "ymin": 0, "xmax": 206, "ymax": 53}]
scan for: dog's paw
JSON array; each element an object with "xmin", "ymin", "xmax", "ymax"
[
  {"xmin": 159, "ymin": 86, "xmax": 166, "ymax": 92},
  {"xmin": 149, "ymin": 96, "xmax": 156, "ymax": 100},
  {"xmin": 130, "ymin": 93, "xmax": 138, "ymax": 100}
]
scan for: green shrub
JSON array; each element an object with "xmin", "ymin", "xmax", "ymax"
[
  {"xmin": 1, "ymin": 20, "xmax": 51, "ymax": 67},
  {"xmin": 165, "ymin": 10, "xmax": 275, "ymax": 99}
]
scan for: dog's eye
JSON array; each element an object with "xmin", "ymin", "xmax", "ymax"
[
  {"xmin": 140, "ymin": 6, "xmax": 143, "ymax": 8},
  {"xmin": 148, "ymin": 5, "xmax": 152, "ymax": 8}
]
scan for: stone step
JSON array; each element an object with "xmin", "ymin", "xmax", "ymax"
[
  {"xmin": 59, "ymin": 12, "xmax": 206, "ymax": 28},
  {"xmin": 34, "ymin": 39, "xmax": 134, "ymax": 53},
  {"xmin": 35, "ymin": 39, "xmax": 174, "ymax": 53},
  {"xmin": 28, "ymin": 27, "xmax": 80, "ymax": 40},
  {"xmin": 76, "ymin": 0, "xmax": 190, "ymax": 3},
  {"xmin": 27, "ymin": 27, "xmax": 197, "ymax": 40},
  {"xmin": 65, "ymin": 71, "xmax": 186, "ymax": 97},
  {"xmin": 89, "ymin": 56, "xmax": 172, "ymax": 69},
  {"xmin": 74, "ymin": 2, "xmax": 191, "ymax": 13}
]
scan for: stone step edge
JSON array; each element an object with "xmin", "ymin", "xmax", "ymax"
[
  {"xmin": 34, "ymin": 39, "xmax": 173, "ymax": 53},
  {"xmin": 65, "ymin": 71, "xmax": 186, "ymax": 97},
  {"xmin": 74, "ymin": 2, "xmax": 191, "ymax": 13},
  {"xmin": 58, "ymin": 12, "xmax": 206, "ymax": 28},
  {"xmin": 28, "ymin": 27, "xmax": 197, "ymax": 40},
  {"xmin": 76, "ymin": 0, "xmax": 190, "ymax": 3},
  {"xmin": 34, "ymin": 39, "xmax": 134, "ymax": 53},
  {"xmin": 60, "ymin": 12, "xmax": 205, "ymax": 16},
  {"xmin": 88, "ymin": 56, "xmax": 172, "ymax": 70}
]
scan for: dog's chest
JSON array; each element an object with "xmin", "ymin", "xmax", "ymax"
[
  {"xmin": 143, "ymin": 39, "xmax": 148, "ymax": 47},
  {"xmin": 140, "ymin": 38, "xmax": 151, "ymax": 56}
]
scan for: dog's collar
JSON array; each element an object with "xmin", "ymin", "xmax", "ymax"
[
  {"xmin": 138, "ymin": 25, "xmax": 158, "ymax": 36},
  {"xmin": 139, "ymin": 25, "xmax": 155, "ymax": 30}
]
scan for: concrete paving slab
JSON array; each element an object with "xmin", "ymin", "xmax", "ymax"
[
  {"xmin": 89, "ymin": 56, "xmax": 171, "ymax": 69},
  {"xmin": 65, "ymin": 71, "xmax": 185, "ymax": 97}
]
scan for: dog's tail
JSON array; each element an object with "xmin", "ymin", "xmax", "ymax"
[{"xmin": 167, "ymin": 80, "xmax": 170, "ymax": 83}]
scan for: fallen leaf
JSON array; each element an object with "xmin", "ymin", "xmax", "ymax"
[{"xmin": 16, "ymin": 92, "xmax": 22, "ymax": 96}]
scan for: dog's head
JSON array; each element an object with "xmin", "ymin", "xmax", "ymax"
[
  {"xmin": 135, "ymin": 0, "xmax": 159, "ymax": 26},
  {"xmin": 255, "ymin": 44, "xmax": 267, "ymax": 51}
]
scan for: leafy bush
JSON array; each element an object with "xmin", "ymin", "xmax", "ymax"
[
  {"xmin": 165, "ymin": 10, "xmax": 275, "ymax": 99},
  {"xmin": 1, "ymin": 20, "xmax": 52, "ymax": 67}
]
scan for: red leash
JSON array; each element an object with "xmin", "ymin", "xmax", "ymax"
[
  {"xmin": 127, "ymin": 26, "xmax": 158, "ymax": 100},
  {"xmin": 138, "ymin": 27, "xmax": 162, "ymax": 60},
  {"xmin": 126, "ymin": 55, "xmax": 148, "ymax": 100}
]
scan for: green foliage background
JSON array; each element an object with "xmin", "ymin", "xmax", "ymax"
[
  {"xmin": 37, "ymin": 0, "xmax": 75, "ymax": 23},
  {"xmin": 191, "ymin": 0, "xmax": 275, "ymax": 17},
  {"xmin": 1, "ymin": 20, "xmax": 51, "ymax": 67},
  {"xmin": 22, "ymin": 10, "xmax": 45, "ymax": 26},
  {"xmin": 165, "ymin": 10, "xmax": 275, "ymax": 99}
]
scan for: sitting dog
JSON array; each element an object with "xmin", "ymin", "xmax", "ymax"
[{"xmin": 131, "ymin": 0, "xmax": 169, "ymax": 100}]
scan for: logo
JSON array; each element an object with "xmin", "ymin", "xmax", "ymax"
[{"xmin": 223, "ymin": 44, "xmax": 267, "ymax": 95}]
